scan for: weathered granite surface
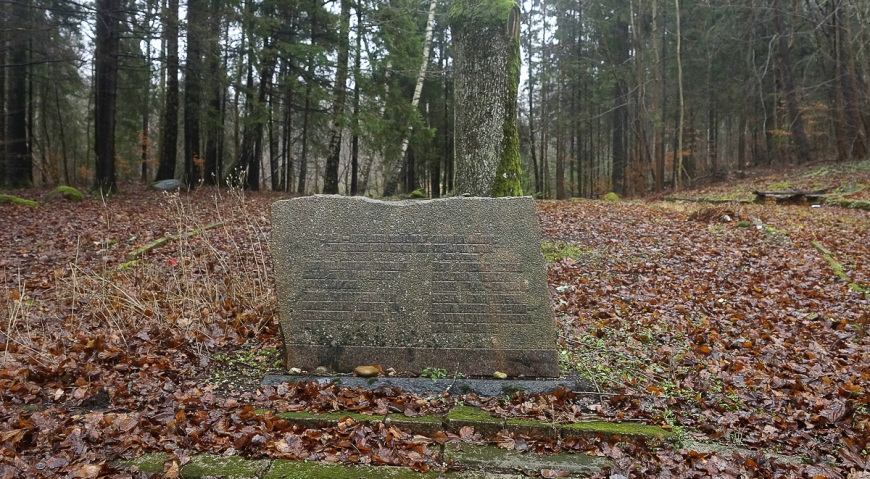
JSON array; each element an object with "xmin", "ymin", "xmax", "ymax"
[{"xmin": 270, "ymin": 195, "xmax": 558, "ymax": 377}]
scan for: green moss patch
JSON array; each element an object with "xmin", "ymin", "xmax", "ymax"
[
  {"xmin": 181, "ymin": 454, "xmax": 270, "ymax": 479},
  {"xmin": 604, "ymin": 192, "xmax": 620, "ymax": 202},
  {"xmin": 0, "ymin": 194, "xmax": 38, "ymax": 207},
  {"xmin": 116, "ymin": 452, "xmax": 170, "ymax": 474},
  {"xmin": 444, "ymin": 443, "xmax": 610, "ymax": 475},
  {"xmin": 505, "ymin": 418, "xmax": 560, "ymax": 439},
  {"xmin": 47, "ymin": 185, "xmax": 85, "ymax": 201},
  {"xmin": 446, "ymin": 406, "xmax": 505, "ymax": 436},
  {"xmin": 826, "ymin": 197, "xmax": 870, "ymax": 211},
  {"xmin": 265, "ymin": 460, "xmax": 496, "ymax": 478},
  {"xmin": 559, "ymin": 421, "xmax": 675, "ymax": 441},
  {"xmin": 446, "ymin": 406, "xmax": 498, "ymax": 422},
  {"xmin": 541, "ymin": 241, "xmax": 586, "ymax": 262}
]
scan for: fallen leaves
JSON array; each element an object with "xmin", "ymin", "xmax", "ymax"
[
  {"xmin": 0, "ymin": 186, "xmax": 868, "ymax": 477},
  {"xmin": 538, "ymin": 198, "xmax": 870, "ymax": 475}
]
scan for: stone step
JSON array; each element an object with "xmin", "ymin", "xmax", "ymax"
[
  {"xmin": 257, "ymin": 405, "xmax": 675, "ymax": 443},
  {"xmin": 121, "ymin": 448, "xmax": 609, "ymax": 478},
  {"xmin": 116, "ymin": 406, "xmax": 673, "ymax": 477}
]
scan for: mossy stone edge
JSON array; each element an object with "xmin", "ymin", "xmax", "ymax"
[{"xmin": 256, "ymin": 406, "xmax": 674, "ymax": 442}]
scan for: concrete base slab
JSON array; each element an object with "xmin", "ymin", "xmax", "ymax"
[{"xmin": 262, "ymin": 373, "xmax": 595, "ymax": 397}]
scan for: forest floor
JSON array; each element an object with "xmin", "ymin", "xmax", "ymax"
[{"xmin": 0, "ymin": 160, "xmax": 868, "ymax": 478}]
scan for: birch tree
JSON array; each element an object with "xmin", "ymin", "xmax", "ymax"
[{"xmin": 382, "ymin": 0, "xmax": 439, "ymax": 196}]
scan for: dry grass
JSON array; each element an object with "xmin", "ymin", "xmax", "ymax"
[
  {"xmin": 687, "ymin": 204, "xmax": 745, "ymax": 223},
  {"xmin": 1, "ymin": 186, "xmax": 278, "ymax": 369}
]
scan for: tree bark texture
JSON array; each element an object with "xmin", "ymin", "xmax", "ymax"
[
  {"xmin": 6, "ymin": 0, "xmax": 31, "ymax": 186},
  {"xmin": 238, "ymin": 41, "xmax": 277, "ymax": 191},
  {"xmin": 184, "ymin": 0, "xmax": 206, "ymax": 185},
  {"xmin": 351, "ymin": 3, "xmax": 363, "ymax": 195},
  {"xmin": 322, "ymin": 0, "xmax": 352, "ymax": 194},
  {"xmin": 0, "ymin": 0, "xmax": 8, "ymax": 183},
  {"xmin": 140, "ymin": 0, "xmax": 155, "ymax": 183},
  {"xmin": 610, "ymin": 18, "xmax": 629, "ymax": 196},
  {"xmin": 157, "ymin": 0, "xmax": 180, "ymax": 181},
  {"xmin": 203, "ymin": 0, "xmax": 224, "ymax": 185},
  {"xmin": 651, "ymin": 0, "xmax": 664, "ymax": 192},
  {"xmin": 772, "ymin": 0, "xmax": 811, "ymax": 164},
  {"xmin": 450, "ymin": 0, "xmax": 523, "ymax": 197},
  {"xmin": 674, "ymin": 0, "xmax": 684, "ymax": 190},
  {"xmin": 94, "ymin": 0, "xmax": 122, "ymax": 193},
  {"xmin": 832, "ymin": 2, "xmax": 866, "ymax": 160}
]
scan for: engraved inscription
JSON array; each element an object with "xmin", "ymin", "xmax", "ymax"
[{"xmin": 297, "ymin": 233, "xmax": 532, "ymax": 345}]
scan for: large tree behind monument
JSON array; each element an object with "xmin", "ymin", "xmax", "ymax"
[{"xmin": 450, "ymin": 0, "xmax": 523, "ymax": 197}]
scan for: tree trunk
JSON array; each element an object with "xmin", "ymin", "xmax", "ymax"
[
  {"xmin": 651, "ymin": 0, "xmax": 664, "ymax": 193},
  {"xmin": 203, "ymin": 0, "xmax": 224, "ymax": 185},
  {"xmin": 281, "ymin": 57, "xmax": 294, "ymax": 192},
  {"xmin": 157, "ymin": 0, "xmax": 179, "ymax": 181},
  {"xmin": 184, "ymin": 0, "xmax": 206, "ymax": 185},
  {"xmin": 610, "ymin": 18, "xmax": 629, "ymax": 196},
  {"xmin": 238, "ymin": 41, "xmax": 277, "ymax": 191},
  {"xmin": 350, "ymin": 2, "xmax": 362, "ymax": 195},
  {"xmin": 555, "ymin": 71, "xmax": 565, "ymax": 200},
  {"xmin": 55, "ymin": 87, "xmax": 69, "ymax": 184},
  {"xmin": 297, "ymin": 1, "xmax": 318, "ymax": 194},
  {"xmin": 737, "ymin": 111, "xmax": 747, "ymax": 168},
  {"xmin": 93, "ymin": 0, "xmax": 122, "ymax": 194},
  {"xmin": 772, "ymin": 0, "xmax": 811, "ymax": 163},
  {"xmin": 298, "ymin": 79, "xmax": 313, "ymax": 194},
  {"xmin": 6, "ymin": 0, "xmax": 31, "ymax": 186},
  {"xmin": 450, "ymin": 0, "xmax": 523, "ymax": 197},
  {"xmin": 674, "ymin": 0, "xmax": 684, "ymax": 191},
  {"xmin": 323, "ymin": 0, "xmax": 352, "ymax": 194},
  {"xmin": 140, "ymin": 0, "xmax": 155, "ymax": 183},
  {"xmin": 383, "ymin": 0, "xmax": 439, "ymax": 196},
  {"xmin": 832, "ymin": 2, "xmax": 866, "ymax": 160},
  {"xmin": 442, "ymin": 36, "xmax": 453, "ymax": 197},
  {"xmin": 525, "ymin": 8, "xmax": 540, "ymax": 196},
  {"xmin": 842, "ymin": 8, "xmax": 867, "ymax": 158},
  {"xmin": 540, "ymin": 39, "xmax": 549, "ymax": 198},
  {"xmin": 0, "ymin": 0, "xmax": 6, "ymax": 183},
  {"xmin": 269, "ymin": 85, "xmax": 279, "ymax": 191}
]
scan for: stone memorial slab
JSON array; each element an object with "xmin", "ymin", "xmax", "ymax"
[{"xmin": 270, "ymin": 195, "xmax": 558, "ymax": 377}]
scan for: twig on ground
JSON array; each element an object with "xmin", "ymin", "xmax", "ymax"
[{"xmin": 125, "ymin": 222, "xmax": 224, "ymax": 260}]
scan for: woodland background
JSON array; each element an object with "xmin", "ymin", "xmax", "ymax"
[{"xmin": 1, "ymin": 0, "xmax": 869, "ymax": 196}]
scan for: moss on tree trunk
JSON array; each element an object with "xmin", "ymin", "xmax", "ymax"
[{"xmin": 450, "ymin": 0, "xmax": 523, "ymax": 197}]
